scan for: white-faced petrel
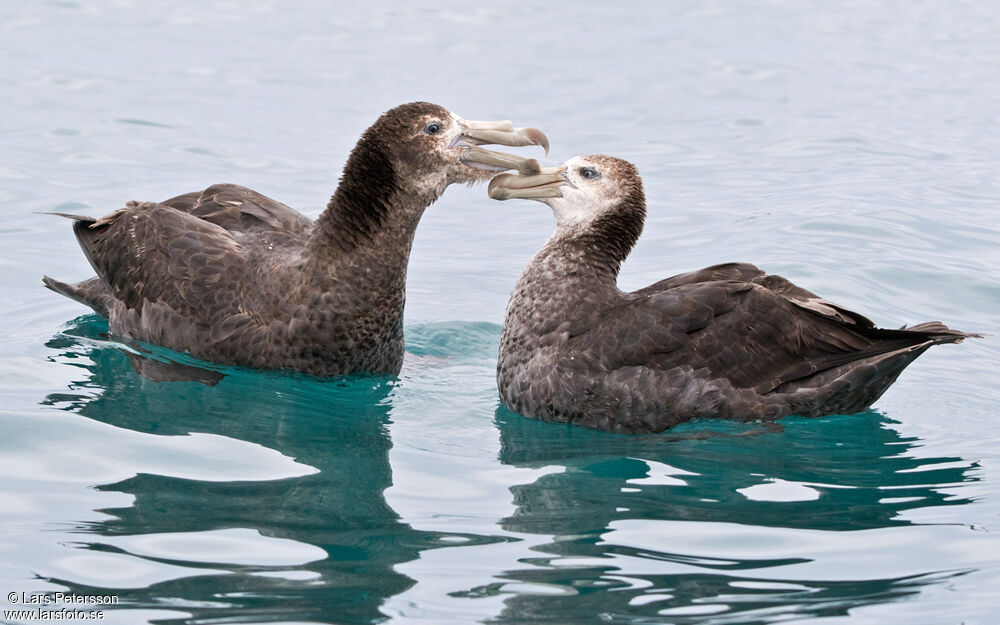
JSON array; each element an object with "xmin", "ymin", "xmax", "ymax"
[{"xmin": 489, "ymin": 154, "xmax": 978, "ymax": 433}]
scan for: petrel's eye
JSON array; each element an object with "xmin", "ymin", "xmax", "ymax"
[
  {"xmin": 424, "ymin": 121, "xmax": 443, "ymax": 135},
  {"xmin": 579, "ymin": 167, "xmax": 600, "ymax": 180}
]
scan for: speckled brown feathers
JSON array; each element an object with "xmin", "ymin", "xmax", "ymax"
[
  {"xmin": 44, "ymin": 102, "xmax": 548, "ymax": 377},
  {"xmin": 496, "ymin": 155, "xmax": 979, "ymax": 433}
]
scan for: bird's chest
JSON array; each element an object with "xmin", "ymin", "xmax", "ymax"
[
  {"xmin": 500, "ymin": 280, "xmax": 585, "ymax": 364},
  {"xmin": 271, "ymin": 270, "xmax": 407, "ymax": 375}
]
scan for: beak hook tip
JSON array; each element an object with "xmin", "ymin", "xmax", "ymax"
[{"xmin": 523, "ymin": 128, "xmax": 550, "ymax": 156}]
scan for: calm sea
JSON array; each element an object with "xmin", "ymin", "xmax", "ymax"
[{"xmin": 2, "ymin": 2, "xmax": 998, "ymax": 623}]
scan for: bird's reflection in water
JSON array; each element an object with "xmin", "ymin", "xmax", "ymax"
[
  {"xmin": 41, "ymin": 315, "xmax": 496, "ymax": 625},
  {"xmin": 473, "ymin": 404, "xmax": 980, "ymax": 623},
  {"xmin": 39, "ymin": 316, "xmax": 983, "ymax": 624}
]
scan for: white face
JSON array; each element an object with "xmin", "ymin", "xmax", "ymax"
[{"xmin": 546, "ymin": 156, "xmax": 624, "ymax": 228}]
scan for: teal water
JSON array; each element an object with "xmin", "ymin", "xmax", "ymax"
[{"xmin": 2, "ymin": 2, "xmax": 999, "ymax": 624}]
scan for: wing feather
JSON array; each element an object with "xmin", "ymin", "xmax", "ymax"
[
  {"xmin": 567, "ymin": 279, "xmax": 889, "ymax": 393},
  {"xmin": 78, "ymin": 202, "xmax": 247, "ymax": 324},
  {"xmin": 163, "ymin": 183, "xmax": 312, "ymax": 235}
]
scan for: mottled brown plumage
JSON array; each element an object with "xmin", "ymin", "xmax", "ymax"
[
  {"xmin": 492, "ymin": 155, "xmax": 980, "ymax": 433},
  {"xmin": 44, "ymin": 102, "xmax": 548, "ymax": 376}
]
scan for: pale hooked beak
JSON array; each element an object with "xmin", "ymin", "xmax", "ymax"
[
  {"xmin": 453, "ymin": 119, "xmax": 550, "ymax": 175},
  {"xmin": 488, "ymin": 166, "xmax": 566, "ymax": 200},
  {"xmin": 457, "ymin": 120, "xmax": 550, "ymax": 154}
]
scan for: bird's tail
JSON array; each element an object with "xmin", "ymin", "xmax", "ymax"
[
  {"xmin": 897, "ymin": 321, "xmax": 982, "ymax": 344},
  {"xmin": 42, "ymin": 212, "xmax": 113, "ymax": 318},
  {"xmin": 773, "ymin": 321, "xmax": 981, "ymax": 417},
  {"xmin": 42, "ymin": 275, "xmax": 113, "ymax": 318}
]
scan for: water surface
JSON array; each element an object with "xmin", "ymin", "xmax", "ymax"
[{"xmin": 2, "ymin": 2, "xmax": 999, "ymax": 624}]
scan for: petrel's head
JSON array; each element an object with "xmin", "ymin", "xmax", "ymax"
[
  {"xmin": 488, "ymin": 154, "xmax": 646, "ymax": 263},
  {"xmin": 360, "ymin": 102, "xmax": 549, "ymax": 202}
]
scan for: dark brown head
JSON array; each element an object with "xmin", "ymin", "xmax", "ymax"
[
  {"xmin": 326, "ymin": 102, "xmax": 549, "ymax": 244},
  {"xmin": 488, "ymin": 154, "xmax": 647, "ymax": 266},
  {"xmin": 355, "ymin": 102, "xmax": 548, "ymax": 200}
]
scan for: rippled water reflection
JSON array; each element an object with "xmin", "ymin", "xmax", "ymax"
[
  {"xmin": 6, "ymin": 315, "xmax": 990, "ymax": 624},
  {"xmin": 2, "ymin": 1, "xmax": 999, "ymax": 624}
]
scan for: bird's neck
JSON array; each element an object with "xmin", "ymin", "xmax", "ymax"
[
  {"xmin": 300, "ymin": 137, "xmax": 438, "ymax": 345},
  {"xmin": 307, "ymin": 186, "xmax": 430, "ymax": 287},
  {"xmin": 306, "ymin": 120, "xmax": 439, "ymax": 277},
  {"xmin": 293, "ymin": 188, "xmax": 431, "ymax": 376},
  {"xmin": 532, "ymin": 226, "xmax": 625, "ymax": 284},
  {"xmin": 506, "ymin": 228, "xmax": 623, "ymax": 325},
  {"xmin": 510, "ymin": 209, "xmax": 643, "ymax": 302},
  {"xmin": 307, "ymin": 119, "xmax": 439, "ymax": 259}
]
